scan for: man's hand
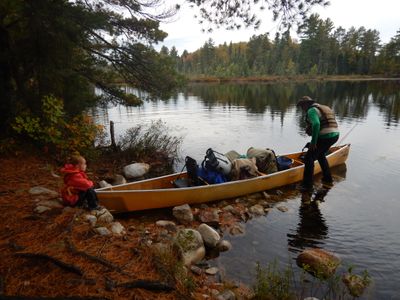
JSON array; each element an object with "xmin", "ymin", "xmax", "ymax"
[{"xmin": 309, "ymin": 143, "xmax": 317, "ymax": 151}]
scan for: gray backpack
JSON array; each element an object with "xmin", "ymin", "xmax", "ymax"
[{"xmin": 246, "ymin": 147, "xmax": 278, "ymax": 174}]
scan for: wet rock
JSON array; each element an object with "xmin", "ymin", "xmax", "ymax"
[
  {"xmin": 229, "ymin": 224, "xmax": 245, "ymax": 235},
  {"xmin": 342, "ymin": 273, "xmax": 370, "ymax": 297},
  {"xmin": 249, "ymin": 204, "xmax": 264, "ymax": 216},
  {"xmin": 172, "ymin": 204, "xmax": 193, "ymax": 224},
  {"xmin": 297, "ymin": 248, "xmax": 340, "ymax": 278},
  {"xmin": 217, "ymin": 240, "xmax": 232, "ymax": 252},
  {"xmin": 174, "ymin": 228, "xmax": 205, "ymax": 266},
  {"xmin": 198, "ymin": 210, "xmax": 220, "ymax": 227},
  {"xmin": 29, "ymin": 186, "xmax": 59, "ymax": 198},
  {"xmin": 277, "ymin": 205, "xmax": 288, "ymax": 212},
  {"xmin": 123, "ymin": 163, "xmax": 150, "ymax": 179},
  {"xmin": 205, "ymin": 267, "xmax": 219, "ymax": 275},
  {"xmin": 198, "ymin": 223, "xmax": 220, "ymax": 248}
]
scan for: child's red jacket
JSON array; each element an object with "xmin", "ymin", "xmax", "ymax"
[{"xmin": 60, "ymin": 164, "xmax": 94, "ymax": 206}]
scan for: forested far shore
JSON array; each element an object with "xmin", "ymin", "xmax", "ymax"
[
  {"xmin": 186, "ymin": 75, "xmax": 400, "ymax": 83},
  {"xmin": 161, "ymin": 14, "xmax": 400, "ymax": 78}
]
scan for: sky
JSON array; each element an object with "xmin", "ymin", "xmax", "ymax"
[{"xmin": 156, "ymin": 0, "xmax": 400, "ymax": 54}]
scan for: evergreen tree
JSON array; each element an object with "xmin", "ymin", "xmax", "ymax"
[{"xmin": 0, "ymin": 0, "xmax": 180, "ymax": 135}]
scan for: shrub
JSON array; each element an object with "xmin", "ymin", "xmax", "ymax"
[
  {"xmin": 12, "ymin": 95, "xmax": 103, "ymax": 158},
  {"xmin": 117, "ymin": 119, "xmax": 182, "ymax": 167}
]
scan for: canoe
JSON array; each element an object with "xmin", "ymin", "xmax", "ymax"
[{"xmin": 96, "ymin": 144, "xmax": 350, "ymax": 213}]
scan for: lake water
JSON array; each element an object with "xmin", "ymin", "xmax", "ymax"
[{"xmin": 91, "ymin": 80, "xmax": 400, "ymax": 299}]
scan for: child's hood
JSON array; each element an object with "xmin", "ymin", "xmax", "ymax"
[{"xmin": 60, "ymin": 164, "xmax": 80, "ymax": 174}]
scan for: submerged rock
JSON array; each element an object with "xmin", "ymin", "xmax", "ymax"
[
  {"xmin": 342, "ymin": 273, "xmax": 370, "ymax": 297},
  {"xmin": 249, "ymin": 204, "xmax": 264, "ymax": 216},
  {"xmin": 297, "ymin": 248, "xmax": 340, "ymax": 278}
]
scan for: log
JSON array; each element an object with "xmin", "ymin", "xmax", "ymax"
[
  {"xmin": 65, "ymin": 239, "xmax": 128, "ymax": 275},
  {"xmin": 117, "ymin": 279, "xmax": 174, "ymax": 291},
  {"xmin": 15, "ymin": 252, "xmax": 83, "ymax": 276},
  {"xmin": 0, "ymin": 296, "xmax": 109, "ymax": 300}
]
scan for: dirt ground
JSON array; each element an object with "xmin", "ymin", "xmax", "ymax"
[
  {"xmin": 0, "ymin": 147, "xmax": 255, "ymax": 299},
  {"xmin": 0, "ymin": 150, "xmax": 200, "ymax": 299}
]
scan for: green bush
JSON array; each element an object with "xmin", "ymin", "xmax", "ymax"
[{"xmin": 12, "ymin": 95, "xmax": 103, "ymax": 158}]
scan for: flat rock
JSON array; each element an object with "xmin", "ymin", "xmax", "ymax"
[{"xmin": 29, "ymin": 186, "xmax": 59, "ymax": 198}]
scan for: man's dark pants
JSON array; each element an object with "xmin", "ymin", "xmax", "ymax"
[{"xmin": 303, "ymin": 135, "xmax": 339, "ymax": 188}]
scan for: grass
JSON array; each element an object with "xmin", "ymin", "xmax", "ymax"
[{"xmin": 252, "ymin": 261, "xmax": 371, "ymax": 300}]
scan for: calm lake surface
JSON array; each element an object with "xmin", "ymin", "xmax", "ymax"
[{"xmin": 92, "ymin": 80, "xmax": 400, "ymax": 299}]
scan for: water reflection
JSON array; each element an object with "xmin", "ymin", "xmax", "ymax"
[
  {"xmin": 287, "ymin": 191, "xmax": 329, "ymax": 252},
  {"xmin": 184, "ymin": 80, "xmax": 400, "ymax": 125},
  {"xmin": 287, "ymin": 164, "xmax": 348, "ymax": 253}
]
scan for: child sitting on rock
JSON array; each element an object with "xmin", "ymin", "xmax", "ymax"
[{"xmin": 60, "ymin": 154, "xmax": 100, "ymax": 210}]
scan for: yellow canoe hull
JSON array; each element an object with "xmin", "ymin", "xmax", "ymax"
[{"xmin": 96, "ymin": 144, "xmax": 350, "ymax": 213}]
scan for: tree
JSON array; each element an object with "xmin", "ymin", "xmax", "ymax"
[
  {"xmin": 188, "ymin": 0, "xmax": 329, "ymax": 31},
  {"xmin": 298, "ymin": 14, "xmax": 335, "ymax": 74},
  {"xmin": 376, "ymin": 29, "xmax": 400, "ymax": 75},
  {"xmin": 0, "ymin": 0, "xmax": 180, "ymax": 135}
]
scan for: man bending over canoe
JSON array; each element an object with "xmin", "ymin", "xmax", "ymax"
[{"xmin": 297, "ymin": 96, "xmax": 340, "ymax": 191}]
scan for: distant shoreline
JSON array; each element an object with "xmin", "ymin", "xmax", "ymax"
[{"xmin": 187, "ymin": 75, "xmax": 400, "ymax": 83}]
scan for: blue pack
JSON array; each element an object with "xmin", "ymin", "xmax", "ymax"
[{"xmin": 198, "ymin": 167, "xmax": 227, "ymax": 184}]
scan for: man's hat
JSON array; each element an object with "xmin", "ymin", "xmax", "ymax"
[{"xmin": 297, "ymin": 96, "xmax": 315, "ymax": 107}]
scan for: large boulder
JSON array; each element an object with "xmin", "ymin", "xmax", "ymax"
[
  {"xmin": 297, "ymin": 248, "xmax": 340, "ymax": 279},
  {"xmin": 174, "ymin": 229, "xmax": 205, "ymax": 266},
  {"xmin": 198, "ymin": 223, "xmax": 220, "ymax": 248},
  {"xmin": 123, "ymin": 163, "xmax": 150, "ymax": 179}
]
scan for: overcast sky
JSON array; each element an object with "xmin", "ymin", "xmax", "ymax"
[{"xmin": 156, "ymin": 0, "xmax": 400, "ymax": 54}]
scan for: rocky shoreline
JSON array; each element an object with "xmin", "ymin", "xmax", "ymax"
[{"xmin": 0, "ymin": 152, "xmax": 367, "ymax": 299}]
